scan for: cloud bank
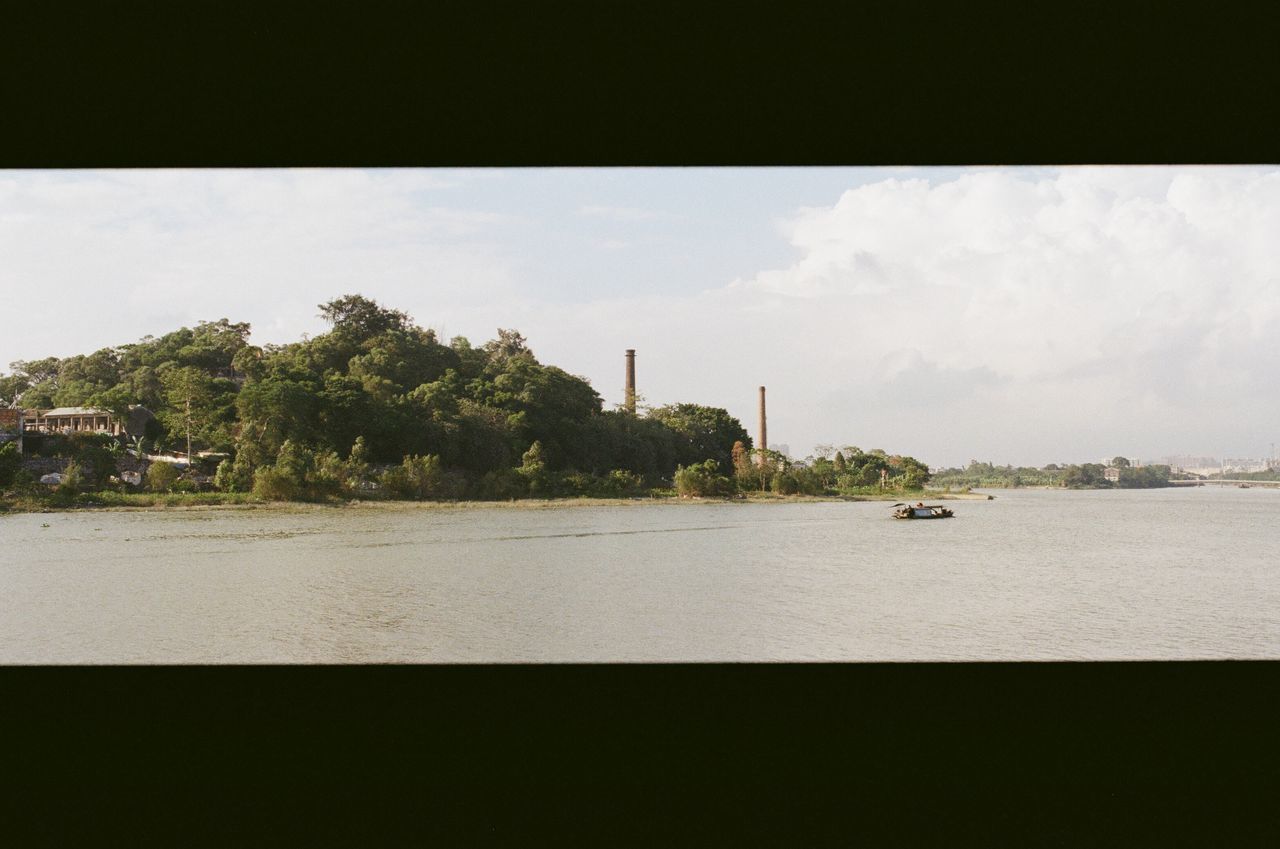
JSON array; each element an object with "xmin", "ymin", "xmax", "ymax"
[{"xmin": 518, "ymin": 168, "xmax": 1280, "ymax": 466}]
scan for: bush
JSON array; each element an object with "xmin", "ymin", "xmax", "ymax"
[
  {"xmin": 0, "ymin": 442, "xmax": 19, "ymax": 487},
  {"xmin": 213, "ymin": 458, "xmax": 235, "ymax": 492},
  {"xmin": 64, "ymin": 460, "xmax": 85, "ymax": 489},
  {"xmin": 380, "ymin": 454, "xmax": 445, "ymax": 499},
  {"xmin": 516, "ymin": 440, "xmax": 551, "ymax": 495},
  {"xmin": 602, "ymin": 469, "xmax": 644, "ymax": 496},
  {"xmin": 251, "ymin": 440, "xmax": 334, "ymax": 502},
  {"xmin": 216, "ymin": 453, "xmax": 256, "ymax": 493},
  {"xmin": 474, "ymin": 468, "xmax": 526, "ymax": 500},
  {"xmin": 252, "ymin": 465, "xmax": 299, "ymax": 501},
  {"xmin": 345, "ymin": 437, "xmax": 372, "ymax": 484},
  {"xmin": 309, "ymin": 449, "xmax": 347, "ymax": 499},
  {"xmin": 771, "ymin": 471, "xmax": 800, "ymax": 495},
  {"xmin": 68, "ymin": 432, "xmax": 119, "ymax": 488},
  {"xmin": 145, "ymin": 461, "xmax": 180, "ymax": 492},
  {"xmin": 674, "ymin": 460, "xmax": 734, "ymax": 497},
  {"xmin": 274, "ymin": 440, "xmax": 314, "ymax": 486}
]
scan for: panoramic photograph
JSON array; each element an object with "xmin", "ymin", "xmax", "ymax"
[{"xmin": 1, "ymin": 165, "xmax": 1277, "ymax": 663}]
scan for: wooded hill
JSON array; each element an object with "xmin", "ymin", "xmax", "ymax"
[{"xmin": 1, "ymin": 295, "xmax": 934, "ymax": 501}]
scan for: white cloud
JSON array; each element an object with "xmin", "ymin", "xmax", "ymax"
[
  {"xmin": 516, "ymin": 168, "xmax": 1280, "ymax": 466},
  {"xmin": 0, "ymin": 169, "xmax": 520, "ymax": 361},
  {"xmin": 709, "ymin": 167, "xmax": 1280, "ymax": 464}
]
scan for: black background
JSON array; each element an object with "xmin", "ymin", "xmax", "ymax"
[{"xmin": 3, "ymin": 1, "xmax": 1279, "ymax": 845}]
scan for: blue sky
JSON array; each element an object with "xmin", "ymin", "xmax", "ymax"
[{"xmin": 2, "ymin": 166, "xmax": 1277, "ymax": 468}]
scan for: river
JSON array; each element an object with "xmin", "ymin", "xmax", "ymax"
[{"xmin": 2, "ymin": 487, "xmax": 1278, "ymax": 663}]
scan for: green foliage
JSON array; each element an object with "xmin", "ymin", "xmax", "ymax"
[
  {"xmin": 251, "ymin": 439, "xmax": 348, "ymax": 502},
  {"xmin": 674, "ymin": 459, "xmax": 735, "ymax": 498},
  {"xmin": 602, "ymin": 469, "xmax": 644, "ymax": 496},
  {"xmin": 213, "ymin": 458, "xmax": 236, "ymax": 493},
  {"xmin": 1118, "ymin": 464, "xmax": 1172, "ymax": 488},
  {"xmin": 1062, "ymin": 463, "xmax": 1108, "ymax": 488},
  {"xmin": 770, "ymin": 470, "xmax": 800, "ymax": 495},
  {"xmin": 517, "ymin": 440, "xmax": 551, "ymax": 495},
  {"xmin": 252, "ymin": 465, "xmax": 300, "ymax": 501},
  {"xmin": 0, "ymin": 442, "xmax": 19, "ymax": 487},
  {"xmin": 474, "ymin": 467, "xmax": 527, "ymax": 500},
  {"xmin": 216, "ymin": 453, "xmax": 256, "ymax": 493},
  {"xmin": 649, "ymin": 403, "xmax": 750, "ymax": 475},
  {"xmin": 3, "ymin": 292, "xmax": 944, "ymax": 506},
  {"xmin": 146, "ymin": 461, "xmax": 180, "ymax": 493},
  {"xmin": 380, "ymin": 454, "xmax": 446, "ymax": 499},
  {"xmin": 930, "ymin": 460, "xmax": 1053, "ymax": 489},
  {"xmin": 319, "ymin": 294, "xmax": 412, "ymax": 342},
  {"xmin": 66, "ymin": 432, "xmax": 119, "ymax": 489}
]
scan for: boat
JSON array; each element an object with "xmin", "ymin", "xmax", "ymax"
[{"xmin": 892, "ymin": 502, "xmax": 954, "ymax": 519}]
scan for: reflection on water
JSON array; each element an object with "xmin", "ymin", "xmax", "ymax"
[{"xmin": 2, "ymin": 488, "xmax": 1279, "ymax": 663}]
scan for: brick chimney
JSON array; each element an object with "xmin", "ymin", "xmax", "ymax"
[
  {"xmin": 625, "ymin": 349, "xmax": 636, "ymax": 414},
  {"xmin": 757, "ymin": 385, "xmax": 767, "ymax": 464}
]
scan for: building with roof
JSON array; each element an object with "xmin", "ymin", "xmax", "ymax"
[{"xmin": 22, "ymin": 405, "xmax": 154, "ymax": 438}]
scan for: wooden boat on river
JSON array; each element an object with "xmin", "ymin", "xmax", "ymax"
[{"xmin": 892, "ymin": 502, "xmax": 954, "ymax": 520}]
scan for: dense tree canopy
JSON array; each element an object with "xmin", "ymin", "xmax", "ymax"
[
  {"xmin": 3, "ymin": 294, "xmax": 945, "ymax": 501},
  {"xmin": 3, "ymin": 295, "xmax": 761, "ymax": 496}
]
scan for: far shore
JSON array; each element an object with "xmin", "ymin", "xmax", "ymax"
[{"xmin": 0, "ymin": 488, "xmax": 993, "ymax": 515}]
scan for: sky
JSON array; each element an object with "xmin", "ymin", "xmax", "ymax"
[{"xmin": 2, "ymin": 166, "xmax": 1278, "ymax": 469}]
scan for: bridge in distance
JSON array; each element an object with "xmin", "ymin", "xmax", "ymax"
[{"xmin": 1166, "ymin": 479, "xmax": 1280, "ymax": 488}]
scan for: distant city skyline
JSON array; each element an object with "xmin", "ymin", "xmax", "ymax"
[{"xmin": 2, "ymin": 166, "xmax": 1277, "ymax": 468}]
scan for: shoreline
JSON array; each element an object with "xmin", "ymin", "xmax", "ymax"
[{"xmin": 0, "ymin": 488, "xmax": 989, "ymax": 515}]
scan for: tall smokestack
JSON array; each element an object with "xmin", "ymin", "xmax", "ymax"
[
  {"xmin": 625, "ymin": 349, "xmax": 636, "ymax": 414},
  {"xmin": 758, "ymin": 385, "xmax": 767, "ymax": 460}
]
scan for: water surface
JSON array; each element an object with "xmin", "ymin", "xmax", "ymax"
[{"xmin": 2, "ymin": 487, "xmax": 1278, "ymax": 663}]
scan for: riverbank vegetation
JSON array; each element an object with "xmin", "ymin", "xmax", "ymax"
[
  {"xmin": 930, "ymin": 458, "xmax": 1177, "ymax": 490},
  {"xmin": 1, "ymin": 295, "xmax": 935, "ymax": 511}
]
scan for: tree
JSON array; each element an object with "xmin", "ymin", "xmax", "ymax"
[
  {"xmin": 346, "ymin": 436, "xmax": 371, "ymax": 483},
  {"xmin": 318, "ymin": 294, "xmax": 411, "ymax": 342},
  {"xmin": 1111, "ymin": 456, "xmax": 1131, "ymax": 468},
  {"xmin": 161, "ymin": 366, "xmax": 215, "ymax": 461},
  {"xmin": 0, "ymin": 373, "xmax": 30, "ymax": 407},
  {"xmin": 7, "ymin": 357, "xmax": 61, "ymax": 407},
  {"xmin": 381, "ymin": 454, "xmax": 446, "ymax": 499},
  {"xmin": 146, "ymin": 461, "xmax": 180, "ymax": 492},
  {"xmin": 1062, "ymin": 463, "xmax": 1108, "ymax": 488},
  {"xmin": 482, "ymin": 328, "xmax": 531, "ymax": 365},
  {"xmin": 0, "ymin": 442, "xmax": 19, "ymax": 487},
  {"xmin": 674, "ymin": 460, "xmax": 734, "ymax": 497},
  {"xmin": 517, "ymin": 440, "xmax": 551, "ymax": 494},
  {"xmin": 58, "ymin": 460, "xmax": 85, "ymax": 497},
  {"xmin": 648, "ymin": 403, "xmax": 751, "ymax": 475}
]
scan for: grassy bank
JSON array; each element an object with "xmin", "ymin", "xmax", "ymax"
[{"xmin": 0, "ymin": 490, "xmax": 264, "ymax": 512}]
